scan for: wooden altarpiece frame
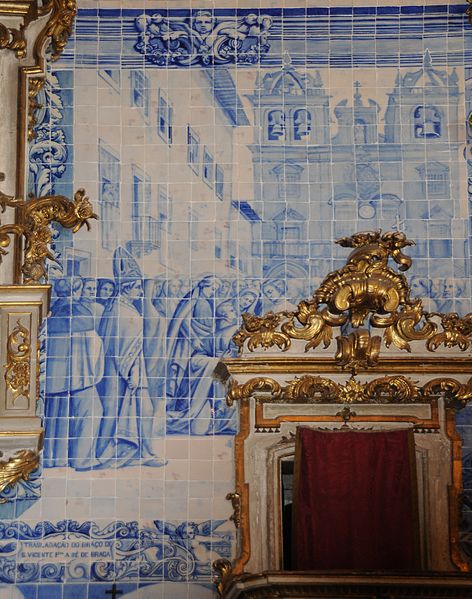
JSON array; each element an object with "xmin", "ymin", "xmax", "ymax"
[{"xmin": 214, "ymin": 231, "xmax": 472, "ymax": 598}]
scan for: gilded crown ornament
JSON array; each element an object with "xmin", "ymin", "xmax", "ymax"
[{"xmin": 233, "ymin": 230, "xmax": 472, "ymax": 372}]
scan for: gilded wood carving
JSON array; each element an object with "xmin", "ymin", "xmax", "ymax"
[{"xmin": 233, "ymin": 231, "xmax": 472, "ymax": 372}]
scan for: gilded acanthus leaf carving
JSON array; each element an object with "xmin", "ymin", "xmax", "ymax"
[
  {"xmin": 0, "ymin": 22, "xmax": 26, "ymax": 58},
  {"xmin": 213, "ymin": 558, "xmax": 233, "ymax": 597},
  {"xmin": 4, "ymin": 319, "xmax": 31, "ymax": 403},
  {"xmin": 422, "ymin": 377, "xmax": 472, "ymax": 410},
  {"xmin": 426, "ymin": 312, "xmax": 472, "ymax": 351},
  {"xmin": 233, "ymin": 230, "xmax": 472, "ymax": 370},
  {"xmin": 228, "ymin": 374, "xmax": 425, "ymax": 406},
  {"xmin": 0, "ymin": 188, "xmax": 97, "ymax": 283},
  {"xmin": 365, "ymin": 375, "xmax": 420, "ymax": 403},
  {"xmin": 285, "ymin": 376, "xmax": 340, "ymax": 403},
  {"xmin": 226, "ymin": 377, "xmax": 282, "ymax": 406},
  {"xmin": 384, "ymin": 302, "xmax": 437, "ymax": 352},
  {"xmin": 0, "ymin": 449, "xmax": 39, "ymax": 498},
  {"xmin": 335, "ymin": 329, "xmax": 382, "ymax": 371},
  {"xmin": 38, "ymin": 0, "xmax": 77, "ymax": 62},
  {"xmin": 233, "ymin": 312, "xmax": 292, "ymax": 352}
]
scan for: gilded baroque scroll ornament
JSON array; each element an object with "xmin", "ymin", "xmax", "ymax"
[
  {"xmin": 0, "ymin": 0, "xmax": 38, "ymax": 58},
  {"xmin": 423, "ymin": 377, "xmax": 472, "ymax": 410},
  {"xmin": 0, "ymin": 22, "xmax": 27, "ymax": 58},
  {"xmin": 233, "ymin": 312, "xmax": 292, "ymax": 353},
  {"xmin": 4, "ymin": 319, "xmax": 31, "ymax": 403},
  {"xmin": 213, "ymin": 558, "xmax": 233, "ymax": 597},
  {"xmin": 135, "ymin": 11, "xmax": 272, "ymax": 66},
  {"xmin": 229, "ymin": 374, "xmax": 424, "ymax": 406},
  {"xmin": 0, "ymin": 0, "xmax": 75, "ymax": 61},
  {"xmin": 38, "ymin": 0, "xmax": 77, "ymax": 62},
  {"xmin": 335, "ymin": 329, "xmax": 382, "ymax": 371},
  {"xmin": 27, "ymin": 77, "xmax": 45, "ymax": 141},
  {"xmin": 0, "ymin": 188, "xmax": 97, "ymax": 283},
  {"xmin": 426, "ymin": 312, "xmax": 472, "ymax": 351},
  {"xmin": 226, "ymin": 492, "xmax": 241, "ymax": 529},
  {"xmin": 227, "ymin": 377, "xmax": 282, "ymax": 406},
  {"xmin": 0, "ymin": 449, "xmax": 39, "ymax": 498},
  {"xmin": 233, "ymin": 230, "xmax": 472, "ymax": 370}
]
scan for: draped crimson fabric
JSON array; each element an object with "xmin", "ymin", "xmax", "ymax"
[{"xmin": 292, "ymin": 428, "xmax": 420, "ymax": 571}]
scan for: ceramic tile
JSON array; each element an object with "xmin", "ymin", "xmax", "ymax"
[{"xmin": 2, "ymin": 2, "xmax": 472, "ymax": 596}]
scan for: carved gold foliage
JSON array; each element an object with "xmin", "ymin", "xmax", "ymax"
[
  {"xmin": 233, "ymin": 312, "xmax": 292, "ymax": 353},
  {"xmin": 39, "ymin": 0, "xmax": 77, "ymax": 62},
  {"xmin": 226, "ymin": 492, "xmax": 241, "ymax": 529},
  {"xmin": 365, "ymin": 375, "xmax": 420, "ymax": 403},
  {"xmin": 285, "ymin": 375, "xmax": 339, "ymax": 403},
  {"xmin": 423, "ymin": 377, "xmax": 472, "ymax": 410},
  {"xmin": 426, "ymin": 312, "xmax": 472, "ymax": 352},
  {"xmin": 4, "ymin": 319, "xmax": 31, "ymax": 403},
  {"xmin": 0, "ymin": 22, "xmax": 26, "ymax": 58},
  {"xmin": 27, "ymin": 77, "xmax": 45, "ymax": 141},
  {"xmin": 383, "ymin": 301, "xmax": 437, "ymax": 352},
  {"xmin": 230, "ymin": 374, "xmax": 424, "ymax": 405},
  {"xmin": 233, "ymin": 230, "xmax": 472, "ymax": 368},
  {"xmin": 0, "ymin": 449, "xmax": 39, "ymax": 499},
  {"xmin": 0, "ymin": 188, "xmax": 97, "ymax": 283},
  {"xmin": 335, "ymin": 329, "xmax": 382, "ymax": 372},
  {"xmin": 227, "ymin": 377, "xmax": 281, "ymax": 406},
  {"xmin": 213, "ymin": 558, "xmax": 233, "ymax": 597}
]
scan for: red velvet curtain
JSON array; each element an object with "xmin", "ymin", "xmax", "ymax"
[{"xmin": 292, "ymin": 428, "xmax": 420, "ymax": 571}]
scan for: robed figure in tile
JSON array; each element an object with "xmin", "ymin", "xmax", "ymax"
[
  {"xmin": 166, "ymin": 275, "xmax": 236, "ymax": 435},
  {"xmin": 97, "ymin": 246, "xmax": 165, "ymax": 467},
  {"xmin": 44, "ymin": 277, "xmax": 104, "ymax": 470}
]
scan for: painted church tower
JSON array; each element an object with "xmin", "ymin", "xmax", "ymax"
[{"xmin": 247, "ymin": 56, "xmax": 332, "ymax": 279}]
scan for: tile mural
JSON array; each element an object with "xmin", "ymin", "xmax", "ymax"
[{"xmin": 2, "ymin": 2, "xmax": 472, "ymax": 596}]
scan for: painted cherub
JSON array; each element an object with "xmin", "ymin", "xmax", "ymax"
[{"xmin": 154, "ymin": 519, "xmax": 229, "ymax": 575}]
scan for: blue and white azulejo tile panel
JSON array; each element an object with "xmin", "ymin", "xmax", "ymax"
[{"xmin": 1, "ymin": 2, "xmax": 472, "ymax": 596}]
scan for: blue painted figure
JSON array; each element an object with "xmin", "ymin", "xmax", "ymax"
[
  {"xmin": 97, "ymin": 247, "xmax": 165, "ymax": 467},
  {"xmin": 166, "ymin": 275, "xmax": 226, "ymax": 434},
  {"xmin": 44, "ymin": 277, "xmax": 104, "ymax": 470}
]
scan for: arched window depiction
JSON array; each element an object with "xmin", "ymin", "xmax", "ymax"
[
  {"xmin": 354, "ymin": 118, "xmax": 368, "ymax": 144},
  {"xmin": 268, "ymin": 110, "xmax": 286, "ymax": 141},
  {"xmin": 293, "ymin": 109, "xmax": 312, "ymax": 140},
  {"xmin": 414, "ymin": 106, "xmax": 441, "ymax": 138}
]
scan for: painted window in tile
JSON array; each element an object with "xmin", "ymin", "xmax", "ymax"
[
  {"xmin": 64, "ymin": 247, "xmax": 91, "ymax": 277},
  {"xmin": 99, "ymin": 69, "xmax": 121, "ymax": 91},
  {"xmin": 203, "ymin": 147, "xmax": 214, "ymax": 187},
  {"xmin": 273, "ymin": 163, "xmax": 303, "ymax": 199},
  {"xmin": 158, "ymin": 184, "xmax": 171, "ymax": 234},
  {"xmin": 228, "ymin": 243, "xmax": 237, "ymax": 270},
  {"xmin": 293, "ymin": 109, "xmax": 312, "ymax": 141},
  {"xmin": 215, "ymin": 165, "xmax": 225, "ymax": 200},
  {"xmin": 417, "ymin": 163, "xmax": 450, "ymax": 197},
  {"xmin": 158, "ymin": 91, "xmax": 173, "ymax": 144},
  {"xmin": 190, "ymin": 209, "xmax": 199, "ymax": 251},
  {"xmin": 132, "ymin": 166, "xmax": 158, "ymax": 250},
  {"xmin": 354, "ymin": 118, "xmax": 368, "ymax": 144},
  {"xmin": 414, "ymin": 106, "xmax": 441, "ymax": 138},
  {"xmin": 98, "ymin": 141, "xmax": 120, "ymax": 251},
  {"xmin": 131, "ymin": 70, "xmax": 149, "ymax": 117},
  {"xmin": 187, "ymin": 126, "xmax": 200, "ymax": 173},
  {"xmin": 267, "ymin": 109, "xmax": 286, "ymax": 141},
  {"xmin": 215, "ymin": 229, "xmax": 222, "ymax": 259}
]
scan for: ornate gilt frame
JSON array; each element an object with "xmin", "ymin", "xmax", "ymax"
[
  {"xmin": 215, "ymin": 231, "xmax": 472, "ymax": 595},
  {"xmin": 0, "ymin": 1, "xmax": 97, "ymax": 499}
]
